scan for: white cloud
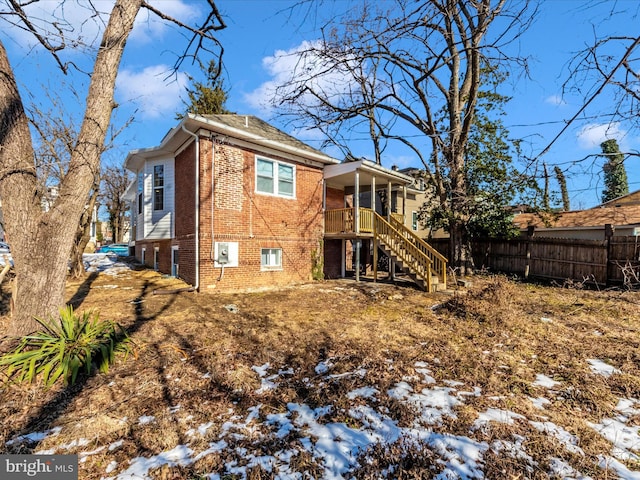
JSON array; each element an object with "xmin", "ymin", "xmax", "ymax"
[
  {"xmin": 0, "ymin": 1, "xmax": 112, "ymax": 52},
  {"xmin": 243, "ymin": 40, "xmax": 360, "ymax": 116},
  {"xmin": 131, "ymin": 1, "xmax": 201, "ymax": 44},
  {"xmin": 116, "ymin": 65, "xmax": 188, "ymax": 119},
  {"xmin": 545, "ymin": 95, "xmax": 567, "ymax": 106},
  {"xmin": 0, "ymin": 0, "xmax": 199, "ymax": 51},
  {"xmin": 576, "ymin": 122, "xmax": 627, "ymax": 150}
]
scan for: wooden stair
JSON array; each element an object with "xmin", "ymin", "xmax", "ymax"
[
  {"xmin": 373, "ymin": 212, "xmax": 447, "ymax": 292},
  {"xmin": 377, "ymin": 241, "xmax": 444, "ymax": 291}
]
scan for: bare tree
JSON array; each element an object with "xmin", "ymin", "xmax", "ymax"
[
  {"xmin": 100, "ymin": 165, "xmax": 131, "ymax": 244},
  {"xmin": 567, "ymin": 34, "xmax": 640, "ymax": 132},
  {"xmin": 0, "ymin": 0, "xmax": 225, "ymax": 335},
  {"xmin": 272, "ymin": 0, "xmax": 536, "ymax": 272},
  {"xmin": 29, "ymin": 93, "xmax": 102, "ymax": 279}
]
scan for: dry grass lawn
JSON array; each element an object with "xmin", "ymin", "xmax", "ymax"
[{"xmin": 1, "ymin": 265, "xmax": 640, "ymax": 478}]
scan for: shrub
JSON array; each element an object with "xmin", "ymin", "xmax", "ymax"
[{"xmin": 0, "ymin": 306, "xmax": 132, "ymax": 387}]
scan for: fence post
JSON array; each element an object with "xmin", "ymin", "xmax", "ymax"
[
  {"xmin": 605, "ymin": 223, "xmax": 614, "ymax": 285},
  {"xmin": 524, "ymin": 226, "xmax": 535, "ymax": 279}
]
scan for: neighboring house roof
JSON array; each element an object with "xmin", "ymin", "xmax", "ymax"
[
  {"xmin": 599, "ymin": 189, "xmax": 640, "ymax": 207},
  {"xmin": 125, "ymin": 114, "xmax": 339, "ymax": 172},
  {"xmin": 513, "ymin": 204, "xmax": 640, "ymax": 230}
]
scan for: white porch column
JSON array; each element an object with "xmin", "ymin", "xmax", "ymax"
[
  {"xmin": 402, "ymin": 185, "xmax": 407, "ymax": 224},
  {"xmin": 371, "ymin": 175, "xmax": 376, "ymax": 210},
  {"xmin": 354, "ymin": 170, "xmax": 360, "ymax": 233},
  {"xmin": 387, "ymin": 180, "xmax": 392, "ymax": 221}
]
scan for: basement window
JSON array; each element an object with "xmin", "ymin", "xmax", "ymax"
[{"xmin": 261, "ymin": 248, "xmax": 282, "ymax": 270}]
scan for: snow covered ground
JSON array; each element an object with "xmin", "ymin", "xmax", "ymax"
[
  {"xmin": 3, "ymin": 258, "xmax": 640, "ymax": 479},
  {"xmin": 9, "ymin": 355, "xmax": 640, "ymax": 478}
]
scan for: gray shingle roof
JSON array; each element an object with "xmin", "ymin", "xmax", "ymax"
[{"xmin": 202, "ymin": 114, "xmax": 325, "ymax": 158}]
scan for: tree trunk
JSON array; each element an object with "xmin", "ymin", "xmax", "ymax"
[
  {"xmin": 0, "ymin": 0, "xmax": 143, "ymax": 335},
  {"xmin": 69, "ymin": 186, "xmax": 99, "ymax": 279},
  {"xmin": 448, "ymin": 150, "xmax": 474, "ymax": 275}
]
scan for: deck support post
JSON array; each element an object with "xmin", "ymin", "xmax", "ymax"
[
  {"xmin": 354, "ymin": 170, "xmax": 360, "ymax": 282},
  {"xmin": 387, "ymin": 180, "xmax": 393, "ymax": 281},
  {"xmin": 373, "ymin": 227, "xmax": 378, "ymax": 283}
]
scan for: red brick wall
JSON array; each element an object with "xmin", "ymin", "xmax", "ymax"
[
  {"xmin": 199, "ymin": 140, "xmax": 325, "ymax": 291},
  {"xmin": 323, "ymin": 239, "xmax": 342, "ymax": 279},
  {"xmin": 134, "ymin": 239, "xmax": 172, "ymax": 271},
  {"xmin": 326, "ymin": 186, "xmax": 345, "ymax": 209},
  {"xmin": 153, "ymin": 135, "xmax": 326, "ymax": 291},
  {"xmin": 323, "ymin": 186, "xmax": 345, "ymax": 276},
  {"xmin": 173, "ymin": 141, "xmax": 197, "ymax": 285}
]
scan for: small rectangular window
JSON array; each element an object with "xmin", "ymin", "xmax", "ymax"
[
  {"xmin": 137, "ymin": 172, "xmax": 144, "ymax": 214},
  {"xmin": 171, "ymin": 247, "xmax": 179, "ymax": 277},
  {"xmin": 261, "ymin": 248, "xmax": 282, "ymax": 269},
  {"xmin": 256, "ymin": 157, "xmax": 294, "ymax": 198},
  {"xmin": 412, "ymin": 211, "xmax": 418, "ymax": 231},
  {"xmin": 153, "ymin": 165, "xmax": 164, "ymax": 211}
]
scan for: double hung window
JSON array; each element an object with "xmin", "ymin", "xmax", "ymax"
[
  {"xmin": 256, "ymin": 157, "xmax": 294, "ymax": 198},
  {"xmin": 153, "ymin": 165, "xmax": 164, "ymax": 210}
]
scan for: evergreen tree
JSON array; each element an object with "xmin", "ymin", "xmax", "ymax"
[
  {"xmin": 179, "ymin": 59, "xmax": 231, "ymax": 117},
  {"xmin": 424, "ymin": 67, "xmax": 526, "ymax": 240},
  {"xmin": 601, "ymin": 139, "xmax": 628, "ymax": 203},
  {"xmin": 554, "ymin": 166, "xmax": 570, "ymax": 211}
]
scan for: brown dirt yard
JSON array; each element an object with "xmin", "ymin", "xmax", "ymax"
[{"xmin": 1, "ymin": 263, "xmax": 640, "ymax": 479}]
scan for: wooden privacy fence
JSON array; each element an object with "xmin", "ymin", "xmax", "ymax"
[{"xmin": 431, "ymin": 230, "xmax": 640, "ymax": 286}]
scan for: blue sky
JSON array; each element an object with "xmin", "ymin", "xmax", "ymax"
[{"xmin": 1, "ymin": 0, "xmax": 638, "ymax": 210}]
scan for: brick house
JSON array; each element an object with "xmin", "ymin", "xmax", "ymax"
[{"xmin": 124, "ymin": 114, "xmax": 447, "ymax": 292}]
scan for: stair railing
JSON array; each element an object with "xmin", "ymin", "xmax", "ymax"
[
  {"xmin": 373, "ymin": 212, "xmax": 433, "ymax": 291},
  {"xmin": 388, "ymin": 214, "xmax": 447, "ymax": 288}
]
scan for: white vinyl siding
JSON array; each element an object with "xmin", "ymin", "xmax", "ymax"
[
  {"xmin": 256, "ymin": 157, "xmax": 295, "ymax": 198},
  {"xmin": 137, "ymin": 158, "xmax": 174, "ymax": 240}
]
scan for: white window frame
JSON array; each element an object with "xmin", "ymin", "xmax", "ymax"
[
  {"xmin": 412, "ymin": 211, "xmax": 418, "ymax": 231},
  {"xmin": 153, "ymin": 164, "xmax": 164, "ymax": 211},
  {"xmin": 141, "ymin": 247, "xmax": 146, "ymax": 266},
  {"xmin": 137, "ymin": 171, "xmax": 144, "ymax": 214},
  {"xmin": 261, "ymin": 248, "xmax": 282, "ymax": 270},
  {"xmin": 255, "ymin": 156, "xmax": 295, "ymax": 199},
  {"xmin": 171, "ymin": 246, "xmax": 179, "ymax": 277}
]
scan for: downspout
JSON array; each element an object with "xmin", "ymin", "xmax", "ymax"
[
  {"xmin": 209, "ymin": 136, "xmax": 216, "ymax": 263},
  {"xmin": 182, "ymin": 125, "xmax": 200, "ymax": 291}
]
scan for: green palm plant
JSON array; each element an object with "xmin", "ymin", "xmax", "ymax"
[{"xmin": 0, "ymin": 306, "xmax": 132, "ymax": 387}]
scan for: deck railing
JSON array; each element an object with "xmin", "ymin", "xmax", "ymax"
[
  {"xmin": 325, "ymin": 207, "xmax": 374, "ymax": 234},
  {"xmin": 324, "ymin": 207, "xmax": 447, "ymax": 289},
  {"xmin": 373, "ymin": 213, "xmax": 433, "ymax": 291},
  {"xmin": 388, "ymin": 214, "xmax": 447, "ymax": 287}
]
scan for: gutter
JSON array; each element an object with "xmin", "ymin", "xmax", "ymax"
[
  {"xmin": 186, "ymin": 114, "xmax": 339, "ymax": 166},
  {"xmin": 181, "ymin": 125, "xmax": 200, "ymax": 291}
]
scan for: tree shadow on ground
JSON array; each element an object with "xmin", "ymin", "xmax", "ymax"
[
  {"xmin": 67, "ymin": 271, "xmax": 100, "ymax": 310},
  {"xmin": 2, "ymin": 278, "xmax": 183, "ymax": 453}
]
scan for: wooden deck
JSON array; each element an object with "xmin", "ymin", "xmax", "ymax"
[
  {"xmin": 324, "ymin": 208, "xmax": 401, "ymax": 239},
  {"xmin": 324, "ymin": 208, "xmax": 447, "ymax": 291}
]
